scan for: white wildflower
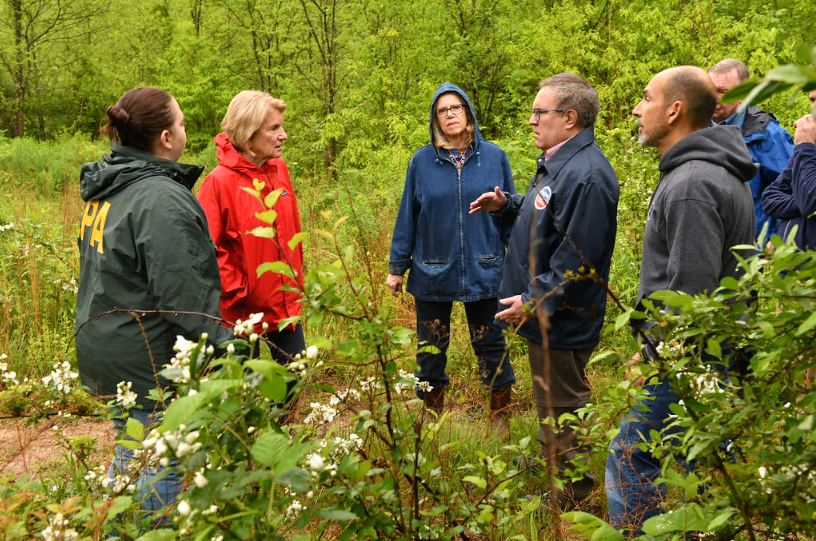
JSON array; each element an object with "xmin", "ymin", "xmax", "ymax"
[
  {"xmin": 234, "ymin": 312, "xmax": 264, "ymax": 336},
  {"xmin": 308, "ymin": 453, "xmax": 325, "ymax": 471},
  {"xmin": 177, "ymin": 500, "xmax": 191, "ymax": 516},
  {"xmin": 194, "ymin": 470, "xmax": 209, "ymax": 488},
  {"xmin": 115, "ymin": 381, "xmax": 137, "ymax": 408},
  {"xmin": 306, "ymin": 345, "xmax": 319, "ymax": 359}
]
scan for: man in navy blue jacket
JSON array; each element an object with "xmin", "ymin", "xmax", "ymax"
[
  {"xmin": 763, "ymin": 90, "xmax": 816, "ymax": 250},
  {"xmin": 470, "ymin": 73, "xmax": 619, "ymax": 509},
  {"xmin": 709, "ymin": 59, "xmax": 794, "ymax": 241}
]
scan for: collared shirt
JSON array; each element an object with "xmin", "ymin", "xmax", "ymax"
[
  {"xmin": 716, "ymin": 107, "xmax": 747, "ymax": 129},
  {"xmin": 545, "ymin": 135, "xmax": 576, "ymax": 161}
]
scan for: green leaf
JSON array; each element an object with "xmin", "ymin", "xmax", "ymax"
[
  {"xmin": 248, "ymin": 226, "xmax": 276, "ymax": 239},
  {"xmin": 562, "ymin": 511, "xmax": 624, "ymax": 541},
  {"xmin": 316, "ymin": 508, "xmax": 358, "ymax": 521},
  {"xmin": 125, "ymin": 417, "xmax": 145, "ymax": 441},
  {"xmin": 642, "ymin": 503, "xmax": 708, "ymax": 535},
  {"xmin": 707, "ymin": 508, "xmax": 737, "ymax": 530},
  {"xmin": 275, "ymin": 467, "xmax": 311, "ymax": 493},
  {"xmin": 462, "ymin": 475, "xmax": 486, "ymax": 489},
  {"xmin": 250, "ymin": 433, "xmax": 310, "ymax": 473},
  {"xmin": 162, "ymin": 394, "xmax": 206, "ymax": 431},
  {"xmin": 105, "ymin": 496, "xmax": 134, "ymax": 520},
  {"xmin": 264, "ymin": 189, "xmax": 283, "ymax": 208},
  {"xmin": 288, "ymin": 231, "xmax": 310, "ymax": 250},
  {"xmin": 257, "ymin": 261, "xmax": 295, "ymax": 278},
  {"xmin": 136, "ymin": 530, "xmax": 178, "ymax": 541},
  {"xmin": 255, "ymin": 209, "xmax": 278, "ymax": 224},
  {"xmin": 796, "ymin": 309, "xmax": 816, "ymax": 335}
]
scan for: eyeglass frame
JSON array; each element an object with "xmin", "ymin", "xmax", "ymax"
[
  {"xmin": 531, "ymin": 108, "xmax": 566, "ymax": 122},
  {"xmin": 436, "ymin": 104, "xmax": 466, "ymax": 117}
]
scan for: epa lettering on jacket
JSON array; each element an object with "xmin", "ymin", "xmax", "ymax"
[{"xmin": 79, "ymin": 200, "xmax": 111, "ymax": 254}]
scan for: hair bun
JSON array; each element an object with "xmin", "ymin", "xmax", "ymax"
[{"xmin": 107, "ymin": 105, "xmax": 130, "ymax": 126}]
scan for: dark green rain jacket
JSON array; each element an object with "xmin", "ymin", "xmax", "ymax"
[{"xmin": 75, "ymin": 144, "xmax": 232, "ymax": 411}]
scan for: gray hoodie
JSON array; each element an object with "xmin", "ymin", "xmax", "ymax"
[{"xmin": 637, "ymin": 126, "xmax": 757, "ymax": 307}]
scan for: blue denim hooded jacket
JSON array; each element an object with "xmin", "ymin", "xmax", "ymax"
[{"xmin": 389, "ymin": 82, "xmax": 516, "ymax": 302}]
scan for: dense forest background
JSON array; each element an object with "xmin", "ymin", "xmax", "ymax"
[{"xmin": 2, "ymin": 0, "xmax": 815, "ymax": 168}]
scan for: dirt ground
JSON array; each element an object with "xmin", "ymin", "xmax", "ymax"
[{"xmin": 0, "ymin": 417, "xmax": 115, "ymax": 478}]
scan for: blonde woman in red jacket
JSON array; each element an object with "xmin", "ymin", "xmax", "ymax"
[{"xmin": 198, "ymin": 91, "xmax": 305, "ymax": 367}]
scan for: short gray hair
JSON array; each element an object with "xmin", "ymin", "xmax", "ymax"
[
  {"xmin": 709, "ymin": 59, "xmax": 750, "ymax": 83},
  {"xmin": 539, "ymin": 73, "xmax": 600, "ymax": 129}
]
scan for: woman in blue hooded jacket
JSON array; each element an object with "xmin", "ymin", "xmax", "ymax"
[{"xmin": 387, "ymin": 83, "xmax": 516, "ymax": 436}]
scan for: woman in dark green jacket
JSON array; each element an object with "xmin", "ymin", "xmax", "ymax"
[{"xmin": 75, "ymin": 87, "xmax": 231, "ymax": 523}]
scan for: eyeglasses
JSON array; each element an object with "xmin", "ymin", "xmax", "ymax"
[
  {"xmin": 531, "ymin": 108, "xmax": 565, "ymax": 122},
  {"xmin": 436, "ymin": 104, "xmax": 465, "ymax": 117}
]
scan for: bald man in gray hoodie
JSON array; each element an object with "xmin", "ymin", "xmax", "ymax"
[{"xmin": 605, "ymin": 66, "xmax": 756, "ymax": 536}]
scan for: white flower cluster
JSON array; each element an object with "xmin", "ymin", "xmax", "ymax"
[
  {"xmin": 53, "ymin": 278, "xmax": 78, "ymax": 294},
  {"xmin": 305, "ymin": 451, "xmax": 338, "ymax": 478},
  {"xmin": 319, "ymin": 433, "xmax": 363, "ymax": 461},
  {"xmin": 100, "ymin": 470, "xmax": 137, "ymax": 495},
  {"xmin": 304, "ymin": 401, "xmax": 337, "ymax": 425},
  {"xmin": 394, "ymin": 369, "xmax": 421, "ymax": 395},
  {"xmin": 0, "ymin": 222, "xmax": 13, "ymax": 232},
  {"xmin": 143, "ymin": 426, "xmax": 203, "ymax": 467},
  {"xmin": 234, "ymin": 312, "xmax": 264, "ymax": 336},
  {"xmin": 288, "ymin": 346, "xmax": 322, "ymax": 376},
  {"xmin": 165, "ymin": 335, "xmax": 203, "ymax": 382},
  {"xmin": 41, "ymin": 361, "xmax": 79, "ymax": 395},
  {"xmin": 285, "ymin": 493, "xmax": 304, "ymax": 517},
  {"xmin": 682, "ymin": 366, "xmax": 723, "ymax": 397},
  {"xmin": 360, "ymin": 377, "xmax": 381, "ymax": 391},
  {"xmin": 655, "ymin": 340, "xmax": 682, "ymax": 356},
  {"xmin": 417, "ymin": 380, "xmax": 434, "ymax": 393},
  {"xmin": 115, "ymin": 381, "xmax": 137, "ymax": 409},
  {"xmin": 0, "ymin": 353, "xmax": 20, "ymax": 386},
  {"xmin": 40, "ymin": 512, "xmax": 78, "ymax": 541},
  {"xmin": 303, "ymin": 388, "xmax": 360, "ymax": 425}
]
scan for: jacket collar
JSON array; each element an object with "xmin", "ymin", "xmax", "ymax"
[
  {"xmin": 535, "ymin": 126, "xmax": 596, "ymax": 178},
  {"xmin": 110, "ymin": 143, "xmax": 203, "ymax": 190}
]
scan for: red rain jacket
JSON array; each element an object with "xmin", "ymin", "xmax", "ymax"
[{"xmin": 198, "ymin": 132, "xmax": 303, "ymax": 331}]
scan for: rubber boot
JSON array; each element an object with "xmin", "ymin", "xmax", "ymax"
[
  {"xmin": 489, "ymin": 386, "xmax": 512, "ymax": 439},
  {"xmin": 424, "ymin": 387, "xmax": 445, "ymax": 415}
]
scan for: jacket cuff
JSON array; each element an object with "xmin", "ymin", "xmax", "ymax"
[{"xmin": 389, "ymin": 262, "xmax": 410, "ymax": 275}]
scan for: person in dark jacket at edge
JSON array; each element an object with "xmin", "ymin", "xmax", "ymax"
[
  {"xmin": 605, "ymin": 67, "xmax": 756, "ymax": 537},
  {"xmin": 470, "ymin": 73, "xmax": 619, "ymax": 509},
  {"xmin": 709, "ymin": 59, "xmax": 794, "ymax": 242},
  {"xmin": 763, "ymin": 89, "xmax": 816, "ymax": 251},
  {"xmin": 198, "ymin": 91, "xmax": 305, "ymax": 377},
  {"xmin": 76, "ymin": 87, "xmax": 233, "ymax": 525},
  {"xmin": 388, "ymin": 82, "xmax": 517, "ymax": 437}
]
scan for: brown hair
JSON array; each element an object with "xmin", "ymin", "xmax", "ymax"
[
  {"xmin": 102, "ymin": 87, "xmax": 175, "ymax": 152},
  {"xmin": 539, "ymin": 73, "xmax": 600, "ymax": 129},
  {"xmin": 431, "ymin": 92, "xmax": 475, "ymax": 150},
  {"xmin": 221, "ymin": 91, "xmax": 287, "ymax": 152}
]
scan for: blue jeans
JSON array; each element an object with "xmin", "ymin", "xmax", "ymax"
[
  {"xmin": 605, "ymin": 377, "xmax": 688, "ymax": 536},
  {"xmin": 414, "ymin": 297, "xmax": 514, "ymax": 395},
  {"xmin": 110, "ymin": 408, "xmax": 181, "ymax": 527}
]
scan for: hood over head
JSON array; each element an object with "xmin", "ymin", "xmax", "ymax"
[
  {"xmin": 79, "ymin": 143, "xmax": 203, "ymax": 201},
  {"xmin": 429, "ymin": 82, "xmax": 481, "ymax": 149},
  {"xmin": 659, "ymin": 125, "xmax": 758, "ymax": 183}
]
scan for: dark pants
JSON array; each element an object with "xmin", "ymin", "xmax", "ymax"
[
  {"xmin": 414, "ymin": 297, "xmax": 514, "ymax": 396},
  {"xmin": 251, "ymin": 324, "xmax": 305, "ymax": 401},
  {"xmin": 527, "ymin": 341, "xmax": 595, "ymax": 485}
]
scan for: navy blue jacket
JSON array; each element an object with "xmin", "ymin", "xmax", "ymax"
[
  {"xmin": 762, "ymin": 142, "xmax": 816, "ymax": 250},
  {"xmin": 389, "ymin": 82, "xmax": 516, "ymax": 301},
  {"xmin": 494, "ymin": 127, "xmax": 619, "ymax": 348},
  {"xmin": 740, "ymin": 107, "xmax": 794, "ymax": 239}
]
